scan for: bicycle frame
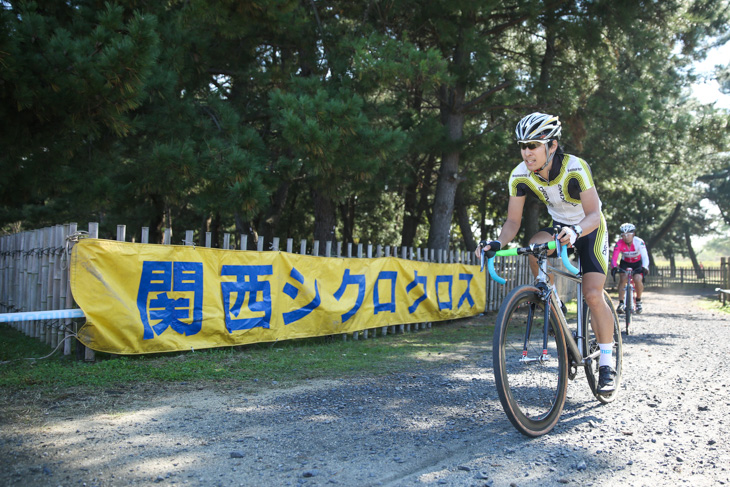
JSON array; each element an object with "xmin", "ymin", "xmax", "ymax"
[
  {"xmin": 487, "ymin": 240, "xmax": 597, "ymax": 369},
  {"xmin": 533, "ymin": 251, "xmax": 598, "ymax": 371}
]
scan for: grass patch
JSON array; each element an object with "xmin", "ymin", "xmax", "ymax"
[
  {"xmin": 0, "ymin": 317, "xmax": 495, "ymax": 392},
  {"xmin": 697, "ymin": 296, "xmax": 730, "ymax": 315}
]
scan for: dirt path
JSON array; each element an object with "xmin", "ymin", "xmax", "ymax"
[{"xmin": 1, "ymin": 290, "xmax": 729, "ymax": 487}]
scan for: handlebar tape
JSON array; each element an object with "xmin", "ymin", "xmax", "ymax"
[{"xmin": 485, "ymin": 240, "xmax": 579, "ymax": 285}]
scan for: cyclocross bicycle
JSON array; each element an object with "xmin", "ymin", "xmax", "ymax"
[
  {"xmin": 482, "ymin": 238, "xmax": 622, "ymax": 437},
  {"xmin": 615, "ymin": 267, "xmax": 636, "ymax": 335}
]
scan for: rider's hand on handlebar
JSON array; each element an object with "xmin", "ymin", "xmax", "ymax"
[
  {"xmin": 476, "ymin": 240, "xmax": 501, "ymax": 259},
  {"xmin": 556, "ymin": 226, "xmax": 577, "ymax": 247}
]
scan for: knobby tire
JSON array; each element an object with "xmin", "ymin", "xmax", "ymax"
[
  {"xmin": 624, "ymin": 283, "xmax": 633, "ymax": 334},
  {"xmin": 493, "ymin": 285, "xmax": 568, "ymax": 437}
]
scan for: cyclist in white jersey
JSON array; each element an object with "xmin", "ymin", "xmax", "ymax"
[{"xmin": 476, "ymin": 112, "xmax": 616, "ymax": 394}]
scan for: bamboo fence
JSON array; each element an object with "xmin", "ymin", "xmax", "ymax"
[{"xmin": 1, "ymin": 222, "xmax": 581, "ymax": 360}]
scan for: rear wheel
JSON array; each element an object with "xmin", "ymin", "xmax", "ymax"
[
  {"xmin": 493, "ymin": 285, "xmax": 568, "ymax": 437},
  {"xmin": 584, "ymin": 290, "xmax": 622, "ymax": 404}
]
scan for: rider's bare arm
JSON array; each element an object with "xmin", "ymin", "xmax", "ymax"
[{"xmin": 556, "ymin": 187, "xmax": 601, "ymax": 246}]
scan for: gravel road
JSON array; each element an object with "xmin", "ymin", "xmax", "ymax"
[{"xmin": 1, "ymin": 289, "xmax": 729, "ymax": 487}]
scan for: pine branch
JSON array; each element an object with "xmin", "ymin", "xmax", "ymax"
[{"xmin": 460, "ymin": 81, "xmax": 512, "ymax": 113}]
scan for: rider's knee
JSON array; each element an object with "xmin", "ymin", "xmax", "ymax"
[
  {"xmin": 529, "ymin": 230, "xmax": 553, "ymax": 244},
  {"xmin": 582, "ymin": 286, "xmax": 604, "ymax": 306}
]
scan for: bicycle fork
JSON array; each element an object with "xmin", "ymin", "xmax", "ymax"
[
  {"xmin": 519, "ymin": 300, "xmax": 550, "ymax": 364},
  {"xmin": 519, "ymin": 284, "xmax": 584, "ymax": 369}
]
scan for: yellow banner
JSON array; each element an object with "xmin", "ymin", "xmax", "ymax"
[{"xmin": 70, "ymin": 239, "xmax": 485, "ymax": 354}]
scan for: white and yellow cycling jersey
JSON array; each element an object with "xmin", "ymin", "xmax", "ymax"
[{"xmin": 508, "ymin": 153, "xmax": 601, "ymax": 225}]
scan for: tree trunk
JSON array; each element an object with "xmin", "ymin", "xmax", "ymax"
[
  {"xmin": 478, "ymin": 184, "xmax": 488, "ymax": 241},
  {"xmin": 537, "ymin": 13, "xmax": 556, "ymax": 94},
  {"xmin": 401, "ymin": 155, "xmax": 435, "ymax": 248},
  {"xmin": 428, "ymin": 152, "xmax": 461, "ymax": 251},
  {"xmin": 428, "ymin": 82, "xmax": 465, "ymax": 252},
  {"xmin": 258, "ymin": 180, "xmax": 291, "ymax": 244},
  {"xmin": 647, "ymin": 203, "xmax": 682, "ymax": 250},
  {"xmin": 339, "ymin": 196, "xmax": 355, "ymax": 244},
  {"xmin": 401, "ymin": 178, "xmax": 419, "ymax": 248},
  {"xmin": 684, "ymin": 230, "xmax": 704, "ymax": 279},
  {"xmin": 149, "ymin": 194, "xmax": 165, "ymax": 244},
  {"xmin": 199, "ymin": 214, "xmax": 211, "ymax": 247},
  {"xmin": 454, "ymin": 185, "xmax": 476, "ymax": 251},
  {"xmin": 312, "ymin": 189, "xmax": 337, "ymax": 244},
  {"xmin": 210, "ymin": 212, "xmax": 221, "ymax": 248},
  {"xmin": 234, "ymin": 213, "xmax": 258, "ymax": 250}
]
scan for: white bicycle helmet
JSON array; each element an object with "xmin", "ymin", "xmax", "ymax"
[
  {"xmin": 619, "ymin": 223, "xmax": 636, "ymax": 234},
  {"xmin": 515, "ymin": 112, "xmax": 562, "ymax": 173},
  {"xmin": 515, "ymin": 112, "xmax": 562, "ymax": 142}
]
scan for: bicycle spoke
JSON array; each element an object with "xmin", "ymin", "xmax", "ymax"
[{"xmin": 494, "ymin": 286, "xmax": 568, "ymax": 436}]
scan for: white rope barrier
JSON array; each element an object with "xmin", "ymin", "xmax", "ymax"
[{"xmin": 0, "ymin": 309, "xmax": 84, "ymax": 323}]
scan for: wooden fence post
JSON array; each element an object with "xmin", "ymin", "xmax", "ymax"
[
  {"xmin": 720, "ymin": 257, "xmax": 730, "ymax": 306},
  {"xmin": 722, "ymin": 257, "xmax": 728, "ymax": 305},
  {"xmin": 84, "ymin": 222, "xmax": 99, "ymax": 362},
  {"xmin": 63, "ymin": 223, "xmax": 77, "ymax": 356},
  {"xmin": 29, "ymin": 230, "xmax": 40, "ymax": 340},
  {"xmin": 42, "ymin": 227, "xmax": 53, "ymax": 345},
  {"xmin": 53, "ymin": 225, "xmax": 64, "ymax": 348}
]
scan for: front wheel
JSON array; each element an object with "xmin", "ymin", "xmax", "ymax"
[
  {"xmin": 493, "ymin": 285, "xmax": 569, "ymax": 437},
  {"xmin": 624, "ymin": 284, "xmax": 633, "ymax": 334},
  {"xmin": 584, "ymin": 289, "xmax": 623, "ymax": 404}
]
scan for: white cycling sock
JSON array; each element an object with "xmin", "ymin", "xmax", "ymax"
[{"xmin": 598, "ymin": 343, "xmax": 613, "ymax": 367}]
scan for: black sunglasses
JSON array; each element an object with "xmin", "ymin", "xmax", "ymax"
[{"xmin": 518, "ymin": 141, "xmax": 548, "ymax": 150}]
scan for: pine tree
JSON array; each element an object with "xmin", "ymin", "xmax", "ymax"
[{"xmin": 0, "ymin": 1, "xmax": 159, "ymax": 227}]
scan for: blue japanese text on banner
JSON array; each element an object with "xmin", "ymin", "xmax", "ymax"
[{"xmin": 70, "ymin": 239, "xmax": 485, "ymax": 354}]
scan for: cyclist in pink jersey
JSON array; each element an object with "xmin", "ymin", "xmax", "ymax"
[{"xmin": 610, "ymin": 222, "xmax": 650, "ymax": 314}]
